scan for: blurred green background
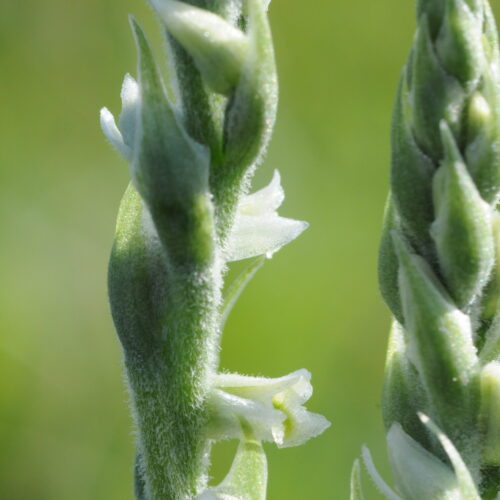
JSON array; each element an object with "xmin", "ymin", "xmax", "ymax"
[{"xmin": 3, "ymin": 1, "xmax": 497, "ymax": 498}]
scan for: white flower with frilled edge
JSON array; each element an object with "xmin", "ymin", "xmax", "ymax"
[
  {"xmin": 207, "ymin": 369, "xmax": 330, "ymax": 448},
  {"xmin": 226, "ymin": 171, "xmax": 308, "ymax": 262},
  {"xmin": 100, "ymin": 74, "xmax": 140, "ymax": 160}
]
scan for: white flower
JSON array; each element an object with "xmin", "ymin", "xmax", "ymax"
[
  {"xmin": 226, "ymin": 171, "xmax": 308, "ymax": 262},
  {"xmin": 362, "ymin": 415, "xmax": 480, "ymax": 500},
  {"xmin": 100, "ymin": 74, "xmax": 140, "ymax": 160},
  {"xmin": 207, "ymin": 369, "xmax": 330, "ymax": 448}
]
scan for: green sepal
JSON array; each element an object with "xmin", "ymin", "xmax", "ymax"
[
  {"xmin": 350, "ymin": 459, "xmax": 365, "ymax": 500},
  {"xmin": 480, "ymin": 362, "xmax": 500, "ymax": 465},
  {"xmin": 108, "ymin": 184, "xmax": 166, "ymax": 359},
  {"xmin": 382, "ymin": 321, "xmax": 433, "ymax": 454},
  {"xmin": 223, "ymin": 0, "xmax": 277, "ymax": 167},
  {"xmin": 162, "ymin": 0, "xmax": 242, "ymax": 165},
  {"xmin": 213, "ymin": 0, "xmax": 277, "ymax": 223},
  {"xmin": 391, "ymin": 74, "xmax": 435, "ymax": 258},
  {"xmin": 435, "ymin": 0, "xmax": 483, "ymax": 89},
  {"xmin": 409, "ymin": 14, "xmax": 465, "ymax": 161},
  {"xmin": 130, "ymin": 17, "xmax": 216, "ymax": 267},
  {"xmin": 392, "ymin": 232, "xmax": 479, "ymax": 450},
  {"xmin": 130, "ymin": 16, "xmax": 209, "ymax": 206},
  {"xmin": 379, "ymin": 197, "xmax": 404, "ymax": 324},
  {"xmin": 165, "ymin": 33, "xmax": 224, "ymax": 162},
  {"xmin": 431, "ymin": 121, "xmax": 494, "ymax": 310}
]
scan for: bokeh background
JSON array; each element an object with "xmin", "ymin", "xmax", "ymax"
[{"xmin": 3, "ymin": 1, "xmax": 497, "ymax": 498}]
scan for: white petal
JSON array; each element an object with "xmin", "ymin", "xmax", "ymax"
[
  {"xmin": 239, "ymin": 170, "xmax": 284, "ymax": 216},
  {"xmin": 272, "ymin": 369, "xmax": 313, "ymax": 407},
  {"xmin": 387, "ymin": 423, "xmax": 459, "ymax": 500},
  {"xmin": 276, "ymin": 407, "xmax": 330, "ymax": 448},
  {"xmin": 207, "ymin": 389, "xmax": 284, "ymax": 443},
  {"xmin": 226, "ymin": 171, "xmax": 308, "ymax": 261},
  {"xmin": 119, "ymin": 74, "xmax": 140, "ymax": 148},
  {"xmin": 100, "ymin": 107, "xmax": 131, "ymax": 159},
  {"xmin": 215, "ymin": 369, "xmax": 309, "ymax": 404},
  {"xmin": 226, "ymin": 214, "xmax": 308, "ymax": 261}
]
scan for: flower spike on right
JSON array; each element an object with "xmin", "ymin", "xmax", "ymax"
[{"xmin": 356, "ymin": 0, "xmax": 500, "ymax": 498}]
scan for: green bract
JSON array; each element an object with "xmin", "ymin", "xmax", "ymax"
[
  {"xmin": 357, "ymin": 0, "xmax": 500, "ymax": 498},
  {"xmin": 100, "ymin": 1, "xmax": 329, "ymax": 498}
]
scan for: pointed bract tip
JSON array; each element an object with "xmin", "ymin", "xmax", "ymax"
[{"xmin": 439, "ymin": 120, "xmax": 463, "ymax": 164}]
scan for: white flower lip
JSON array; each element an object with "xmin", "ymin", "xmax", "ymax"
[
  {"xmin": 226, "ymin": 170, "xmax": 309, "ymax": 261},
  {"xmin": 208, "ymin": 369, "xmax": 330, "ymax": 448}
]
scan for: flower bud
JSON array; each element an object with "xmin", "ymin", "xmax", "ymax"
[
  {"xmin": 431, "ymin": 121, "xmax": 494, "ymax": 310},
  {"xmin": 435, "ymin": 0, "xmax": 483, "ymax": 88},
  {"xmin": 392, "ymin": 232, "xmax": 479, "ymax": 443},
  {"xmin": 151, "ymin": 0, "xmax": 249, "ymax": 95}
]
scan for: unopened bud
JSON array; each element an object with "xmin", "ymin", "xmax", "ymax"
[{"xmin": 151, "ymin": 0, "xmax": 249, "ymax": 95}]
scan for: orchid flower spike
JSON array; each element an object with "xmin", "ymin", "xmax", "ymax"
[{"xmin": 101, "ymin": 0, "xmax": 327, "ymax": 498}]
